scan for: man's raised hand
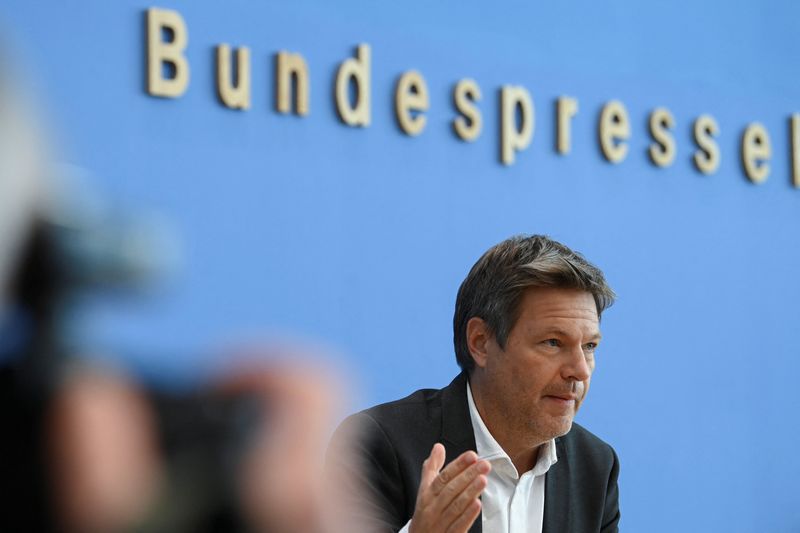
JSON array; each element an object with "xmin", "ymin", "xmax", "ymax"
[{"xmin": 409, "ymin": 443, "xmax": 490, "ymax": 533}]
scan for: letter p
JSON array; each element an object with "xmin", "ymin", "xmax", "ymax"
[{"xmin": 500, "ymin": 86, "xmax": 534, "ymax": 165}]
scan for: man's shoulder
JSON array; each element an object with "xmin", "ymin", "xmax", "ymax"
[
  {"xmin": 330, "ymin": 381, "xmax": 456, "ymax": 491},
  {"xmin": 348, "ymin": 385, "xmax": 445, "ymax": 436},
  {"xmin": 365, "ymin": 385, "xmax": 441, "ymax": 414},
  {"xmin": 334, "ymin": 373, "xmax": 472, "ymax": 463}
]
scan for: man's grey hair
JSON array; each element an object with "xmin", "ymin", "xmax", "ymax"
[{"xmin": 453, "ymin": 235, "xmax": 616, "ymax": 373}]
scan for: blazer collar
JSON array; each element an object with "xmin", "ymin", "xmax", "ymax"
[
  {"xmin": 439, "ymin": 372, "xmax": 477, "ymax": 459},
  {"xmin": 542, "ymin": 436, "xmax": 569, "ymax": 533},
  {"xmin": 439, "ymin": 372, "xmax": 481, "ymax": 533}
]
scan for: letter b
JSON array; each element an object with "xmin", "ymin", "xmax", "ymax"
[{"xmin": 146, "ymin": 8, "xmax": 190, "ymax": 98}]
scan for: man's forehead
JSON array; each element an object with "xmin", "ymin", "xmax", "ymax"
[
  {"xmin": 512, "ymin": 288, "xmax": 600, "ymax": 335},
  {"xmin": 518, "ymin": 287, "xmax": 599, "ymax": 318}
]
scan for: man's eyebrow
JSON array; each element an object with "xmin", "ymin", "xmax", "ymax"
[
  {"xmin": 539, "ymin": 329, "xmax": 602, "ymax": 341},
  {"xmin": 537, "ymin": 328, "xmax": 572, "ymax": 337}
]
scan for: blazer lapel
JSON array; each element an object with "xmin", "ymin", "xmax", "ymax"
[
  {"xmin": 439, "ymin": 373, "xmax": 481, "ymax": 533},
  {"xmin": 542, "ymin": 436, "xmax": 571, "ymax": 533}
]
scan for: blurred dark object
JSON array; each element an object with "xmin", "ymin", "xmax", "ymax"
[
  {"xmin": 0, "ymin": 212, "xmax": 263, "ymax": 532},
  {"xmin": 144, "ymin": 388, "xmax": 262, "ymax": 532},
  {"xmin": 0, "ymin": 45, "xmax": 346, "ymax": 533},
  {"xmin": 0, "ymin": 220, "xmax": 75, "ymax": 533}
]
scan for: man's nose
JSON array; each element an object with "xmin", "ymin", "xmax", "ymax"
[{"xmin": 563, "ymin": 345, "xmax": 592, "ymax": 382}]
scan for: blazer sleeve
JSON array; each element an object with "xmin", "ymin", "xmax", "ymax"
[
  {"xmin": 600, "ymin": 448, "xmax": 620, "ymax": 533},
  {"xmin": 326, "ymin": 412, "xmax": 410, "ymax": 533}
]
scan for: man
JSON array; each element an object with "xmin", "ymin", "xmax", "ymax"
[{"xmin": 330, "ymin": 235, "xmax": 620, "ymax": 533}]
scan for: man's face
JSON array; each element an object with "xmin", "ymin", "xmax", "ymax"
[{"xmin": 474, "ymin": 287, "xmax": 601, "ymax": 446}]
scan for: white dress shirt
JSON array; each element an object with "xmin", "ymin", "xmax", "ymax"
[{"xmin": 400, "ymin": 384, "xmax": 557, "ymax": 533}]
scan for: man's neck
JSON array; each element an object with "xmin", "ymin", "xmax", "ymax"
[{"xmin": 508, "ymin": 444, "xmax": 541, "ymax": 475}]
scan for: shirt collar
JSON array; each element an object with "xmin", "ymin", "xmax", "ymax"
[{"xmin": 466, "ymin": 380, "xmax": 558, "ymax": 479}]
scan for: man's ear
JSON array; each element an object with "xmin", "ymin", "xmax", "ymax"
[{"xmin": 466, "ymin": 317, "xmax": 492, "ymax": 369}]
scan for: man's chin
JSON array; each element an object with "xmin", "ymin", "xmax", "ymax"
[
  {"xmin": 546, "ymin": 417, "xmax": 574, "ymax": 439},
  {"xmin": 555, "ymin": 420, "xmax": 573, "ymax": 437},
  {"xmin": 526, "ymin": 419, "xmax": 574, "ymax": 442}
]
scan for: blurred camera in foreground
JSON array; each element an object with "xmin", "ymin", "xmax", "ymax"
[{"xmin": 0, "ymin": 45, "xmax": 359, "ymax": 533}]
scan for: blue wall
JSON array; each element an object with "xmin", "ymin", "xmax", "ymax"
[{"xmin": 3, "ymin": 1, "xmax": 800, "ymax": 531}]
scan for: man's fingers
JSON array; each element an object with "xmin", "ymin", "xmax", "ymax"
[
  {"xmin": 429, "ymin": 450, "xmax": 478, "ymax": 496},
  {"xmin": 430, "ymin": 458, "xmax": 490, "ymax": 513},
  {"xmin": 420, "ymin": 443, "xmax": 446, "ymax": 489},
  {"xmin": 439, "ymin": 472, "xmax": 487, "ymax": 530},
  {"xmin": 430, "ymin": 443, "xmax": 446, "ymax": 473},
  {"xmin": 412, "ymin": 449, "xmax": 489, "ymax": 533},
  {"xmin": 445, "ymin": 498, "xmax": 482, "ymax": 533}
]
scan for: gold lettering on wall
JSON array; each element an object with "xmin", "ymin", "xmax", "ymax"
[
  {"xmin": 216, "ymin": 44, "xmax": 250, "ymax": 109},
  {"xmin": 137, "ymin": 11, "xmax": 800, "ymax": 190},
  {"xmin": 500, "ymin": 86, "xmax": 534, "ymax": 165},
  {"xmin": 556, "ymin": 96, "xmax": 578, "ymax": 155},
  {"xmin": 276, "ymin": 51, "xmax": 310, "ymax": 116},
  {"xmin": 693, "ymin": 115, "xmax": 720, "ymax": 175},
  {"xmin": 395, "ymin": 71, "xmax": 429, "ymax": 136},
  {"xmin": 453, "ymin": 79, "xmax": 482, "ymax": 142},
  {"xmin": 335, "ymin": 44, "xmax": 371, "ymax": 127},
  {"xmin": 599, "ymin": 100, "xmax": 630, "ymax": 163},
  {"xmin": 146, "ymin": 8, "xmax": 190, "ymax": 98},
  {"xmin": 648, "ymin": 107, "xmax": 676, "ymax": 167},
  {"xmin": 741, "ymin": 122, "xmax": 771, "ymax": 184}
]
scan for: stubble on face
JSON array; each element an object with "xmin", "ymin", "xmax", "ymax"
[{"xmin": 471, "ymin": 288, "xmax": 600, "ymax": 456}]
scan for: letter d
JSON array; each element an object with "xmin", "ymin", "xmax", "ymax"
[{"xmin": 335, "ymin": 44, "xmax": 371, "ymax": 127}]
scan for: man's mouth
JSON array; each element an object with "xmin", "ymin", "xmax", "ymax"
[
  {"xmin": 546, "ymin": 393, "xmax": 576, "ymax": 401},
  {"xmin": 543, "ymin": 394, "xmax": 577, "ymax": 407}
]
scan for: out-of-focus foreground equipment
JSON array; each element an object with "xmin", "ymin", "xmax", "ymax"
[{"xmin": 0, "ymin": 46, "xmax": 347, "ymax": 533}]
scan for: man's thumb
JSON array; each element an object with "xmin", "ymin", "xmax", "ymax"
[{"xmin": 420, "ymin": 443, "xmax": 445, "ymax": 487}]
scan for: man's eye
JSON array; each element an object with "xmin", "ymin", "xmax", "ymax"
[
  {"xmin": 544, "ymin": 339, "xmax": 560, "ymax": 347},
  {"xmin": 583, "ymin": 342, "xmax": 598, "ymax": 352}
]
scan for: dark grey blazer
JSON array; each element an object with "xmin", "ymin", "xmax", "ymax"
[{"xmin": 330, "ymin": 373, "xmax": 620, "ymax": 533}]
